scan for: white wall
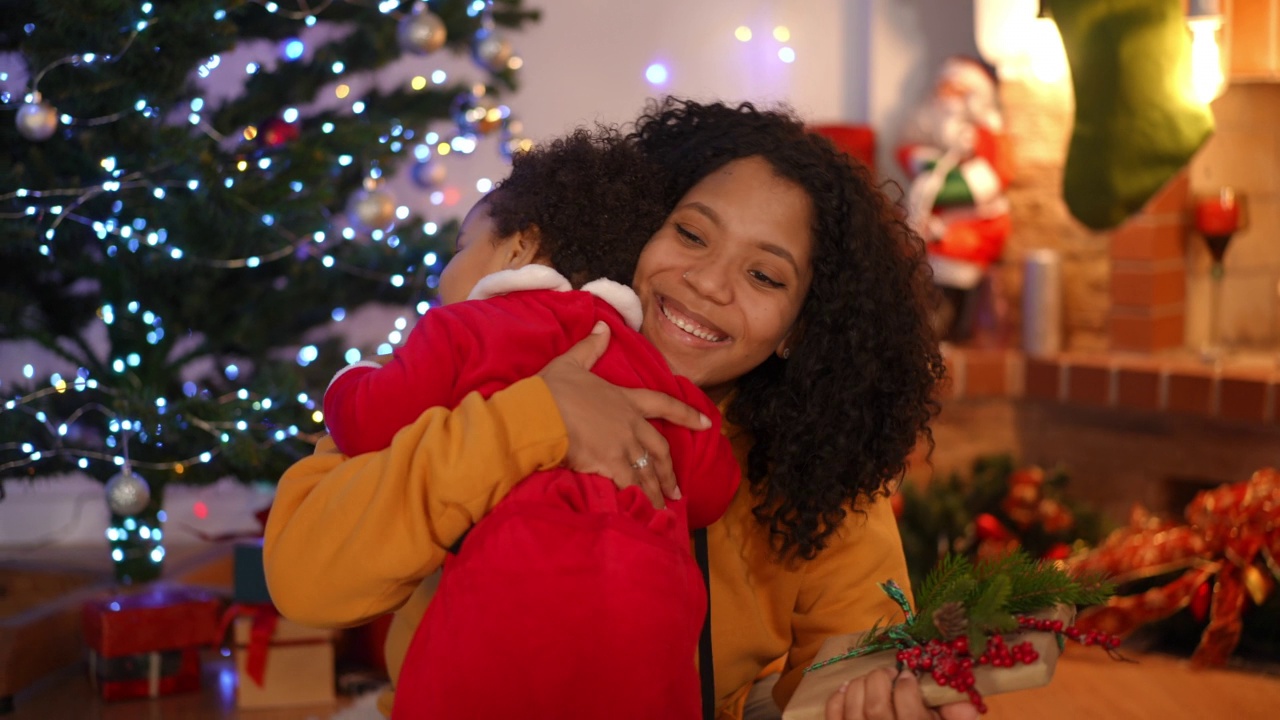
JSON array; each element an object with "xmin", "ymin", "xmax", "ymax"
[{"xmin": 393, "ymin": 0, "xmax": 862, "ymax": 217}]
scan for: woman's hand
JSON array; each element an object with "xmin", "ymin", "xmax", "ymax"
[
  {"xmin": 537, "ymin": 321, "xmax": 713, "ymax": 509},
  {"xmin": 825, "ymin": 668, "xmax": 980, "ymax": 720}
]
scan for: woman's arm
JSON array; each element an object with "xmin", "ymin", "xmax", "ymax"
[
  {"xmin": 265, "ymin": 377, "xmax": 569, "ymax": 627},
  {"xmin": 776, "ymin": 495, "xmax": 914, "ymax": 706},
  {"xmin": 265, "ymin": 326, "xmax": 712, "ymax": 628}
]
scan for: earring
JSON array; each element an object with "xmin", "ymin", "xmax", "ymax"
[{"xmin": 781, "ymin": 348, "xmax": 791, "ymax": 360}]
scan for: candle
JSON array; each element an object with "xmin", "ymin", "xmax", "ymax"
[{"xmin": 1193, "ymin": 188, "xmax": 1240, "ymax": 238}]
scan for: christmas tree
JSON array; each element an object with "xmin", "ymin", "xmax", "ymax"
[{"xmin": 1, "ymin": 0, "xmax": 538, "ymax": 583}]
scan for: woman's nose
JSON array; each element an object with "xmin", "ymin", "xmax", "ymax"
[{"xmin": 681, "ymin": 265, "xmax": 732, "ymax": 304}]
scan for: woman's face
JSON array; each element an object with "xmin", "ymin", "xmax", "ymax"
[{"xmin": 633, "ymin": 156, "xmax": 814, "ymax": 401}]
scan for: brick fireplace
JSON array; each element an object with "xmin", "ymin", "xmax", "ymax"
[{"xmin": 912, "ymin": 78, "xmax": 1280, "ymax": 524}]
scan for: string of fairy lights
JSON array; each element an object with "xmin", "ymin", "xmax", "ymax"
[{"xmin": 2, "ymin": 0, "xmax": 531, "ymax": 556}]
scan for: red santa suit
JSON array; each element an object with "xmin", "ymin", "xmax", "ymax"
[{"xmin": 322, "ymin": 264, "xmax": 740, "ymax": 720}]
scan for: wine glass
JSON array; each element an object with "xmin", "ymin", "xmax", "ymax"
[{"xmin": 1192, "ymin": 187, "xmax": 1247, "ymax": 361}]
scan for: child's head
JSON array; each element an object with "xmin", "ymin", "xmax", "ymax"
[{"xmin": 436, "ymin": 128, "xmax": 669, "ymax": 305}]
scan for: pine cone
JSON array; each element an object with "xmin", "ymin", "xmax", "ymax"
[{"xmin": 933, "ymin": 601, "xmax": 969, "ymax": 640}]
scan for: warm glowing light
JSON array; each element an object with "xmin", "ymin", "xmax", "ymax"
[
  {"xmin": 236, "ymin": 159, "xmax": 248, "ymax": 171},
  {"xmin": 1188, "ymin": 17, "xmax": 1225, "ymax": 103},
  {"xmin": 437, "ymin": 143, "xmax": 451, "ymax": 156},
  {"xmin": 242, "ymin": 125, "xmax": 257, "ymax": 141},
  {"xmin": 311, "ymin": 410, "xmax": 324, "ymax": 423},
  {"xmin": 410, "ymin": 76, "xmax": 427, "ymax": 90},
  {"xmin": 735, "ymin": 26, "xmax": 752, "ymax": 42},
  {"xmin": 335, "ymin": 83, "xmax": 350, "ymax": 99},
  {"xmin": 508, "ymin": 56, "xmax": 523, "ymax": 70},
  {"xmin": 773, "ymin": 26, "xmax": 790, "ymax": 42}
]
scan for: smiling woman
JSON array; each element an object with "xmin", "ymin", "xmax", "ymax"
[{"xmin": 265, "ymin": 98, "xmax": 950, "ymax": 720}]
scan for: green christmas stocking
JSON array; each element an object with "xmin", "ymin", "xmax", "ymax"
[{"xmin": 1047, "ymin": 0, "xmax": 1215, "ymax": 230}]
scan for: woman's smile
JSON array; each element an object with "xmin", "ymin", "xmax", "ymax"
[{"xmin": 656, "ymin": 294, "xmax": 730, "ymax": 344}]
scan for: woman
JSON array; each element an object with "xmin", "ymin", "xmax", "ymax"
[{"xmin": 265, "ymin": 98, "xmax": 964, "ymax": 720}]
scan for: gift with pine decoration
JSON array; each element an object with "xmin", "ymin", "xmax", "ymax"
[{"xmin": 784, "ymin": 552, "xmax": 1115, "ymax": 717}]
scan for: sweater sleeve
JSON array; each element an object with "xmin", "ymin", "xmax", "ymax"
[
  {"xmin": 323, "ymin": 310, "xmax": 465, "ymax": 457},
  {"xmin": 773, "ymin": 495, "xmax": 914, "ymax": 707},
  {"xmin": 264, "ymin": 376, "xmax": 568, "ymax": 628}
]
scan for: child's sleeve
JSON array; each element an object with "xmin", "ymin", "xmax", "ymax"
[
  {"xmin": 323, "ymin": 310, "xmax": 464, "ymax": 457},
  {"xmin": 673, "ymin": 378, "xmax": 742, "ymax": 530}
]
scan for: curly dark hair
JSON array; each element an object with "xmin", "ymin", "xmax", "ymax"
[
  {"xmin": 630, "ymin": 98, "xmax": 946, "ymax": 560},
  {"xmin": 483, "ymin": 128, "xmax": 669, "ymax": 288}
]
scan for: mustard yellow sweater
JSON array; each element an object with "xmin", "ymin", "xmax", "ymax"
[{"xmin": 264, "ymin": 377, "xmax": 911, "ymax": 718}]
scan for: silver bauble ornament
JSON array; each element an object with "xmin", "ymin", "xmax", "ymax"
[
  {"xmin": 398, "ymin": 8, "xmax": 447, "ymax": 55},
  {"xmin": 410, "ymin": 159, "xmax": 448, "ymax": 189},
  {"xmin": 105, "ymin": 470, "xmax": 152, "ymax": 516},
  {"xmin": 347, "ymin": 187, "xmax": 397, "ymax": 232},
  {"xmin": 17, "ymin": 98, "xmax": 59, "ymax": 141},
  {"xmin": 499, "ymin": 117, "xmax": 532, "ymax": 160},
  {"xmin": 451, "ymin": 93, "xmax": 503, "ymax": 136},
  {"xmin": 472, "ymin": 30, "xmax": 514, "ymax": 72}
]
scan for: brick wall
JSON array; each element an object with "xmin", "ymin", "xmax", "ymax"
[{"xmin": 998, "ymin": 79, "xmax": 1280, "ymax": 352}]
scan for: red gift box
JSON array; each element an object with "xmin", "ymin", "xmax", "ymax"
[
  {"xmin": 82, "ymin": 583, "xmax": 222, "ymax": 655},
  {"xmin": 81, "ymin": 583, "xmax": 223, "ymax": 700},
  {"xmin": 88, "ymin": 646, "xmax": 202, "ymax": 702}
]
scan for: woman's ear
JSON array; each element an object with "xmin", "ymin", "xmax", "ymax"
[
  {"xmin": 776, "ymin": 323, "xmax": 802, "ymax": 360},
  {"xmin": 502, "ymin": 225, "xmax": 543, "ymax": 269}
]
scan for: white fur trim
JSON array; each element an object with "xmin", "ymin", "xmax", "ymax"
[
  {"xmin": 466, "ymin": 265, "xmax": 644, "ymax": 329},
  {"xmin": 467, "ymin": 265, "xmax": 571, "ymax": 301},
  {"xmin": 326, "ymin": 360, "xmax": 383, "ymax": 394},
  {"xmin": 958, "ymin": 157, "xmax": 1002, "ymax": 205},
  {"xmin": 580, "ymin": 279, "xmax": 644, "ymax": 331}
]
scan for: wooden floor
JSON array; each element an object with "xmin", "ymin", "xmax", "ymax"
[{"xmin": 8, "ymin": 645, "xmax": 1279, "ymax": 719}]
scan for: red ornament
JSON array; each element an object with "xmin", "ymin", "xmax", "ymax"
[
  {"xmin": 260, "ymin": 116, "xmax": 300, "ymax": 147},
  {"xmin": 975, "ymin": 513, "xmax": 1012, "ymax": 542},
  {"xmin": 1043, "ymin": 543, "xmax": 1072, "ymax": 561}
]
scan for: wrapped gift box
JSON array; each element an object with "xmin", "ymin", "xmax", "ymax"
[
  {"xmin": 81, "ymin": 583, "xmax": 222, "ymax": 701},
  {"xmin": 233, "ymin": 540, "xmax": 272, "ymax": 605},
  {"xmin": 784, "ymin": 605, "xmax": 1075, "ymax": 719},
  {"xmin": 233, "ymin": 613, "xmax": 336, "ymax": 708},
  {"xmin": 88, "ymin": 646, "xmax": 201, "ymax": 701}
]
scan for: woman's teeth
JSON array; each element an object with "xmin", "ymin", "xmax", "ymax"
[{"xmin": 661, "ymin": 303, "xmax": 726, "ymax": 342}]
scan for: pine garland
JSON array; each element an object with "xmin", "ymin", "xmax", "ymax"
[{"xmin": 905, "ymin": 551, "xmax": 1112, "ymax": 652}]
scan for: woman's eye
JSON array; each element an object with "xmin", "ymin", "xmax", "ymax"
[
  {"xmin": 675, "ymin": 224, "xmax": 705, "ymax": 246},
  {"xmin": 750, "ymin": 270, "xmax": 784, "ymax": 288}
]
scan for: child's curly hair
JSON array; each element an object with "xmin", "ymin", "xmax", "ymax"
[
  {"xmin": 484, "ymin": 128, "xmax": 669, "ymax": 288},
  {"xmin": 631, "ymin": 97, "xmax": 947, "ymax": 561}
]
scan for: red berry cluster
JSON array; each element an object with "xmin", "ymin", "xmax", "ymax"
[
  {"xmin": 1016, "ymin": 616, "xmax": 1122, "ymax": 650},
  {"xmin": 894, "ymin": 633, "xmax": 1039, "ymax": 714}
]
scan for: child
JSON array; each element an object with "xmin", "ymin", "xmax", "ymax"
[{"xmin": 321, "ymin": 130, "xmax": 740, "ymax": 720}]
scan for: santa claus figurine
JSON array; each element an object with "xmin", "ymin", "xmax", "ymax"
[{"xmin": 897, "ymin": 56, "xmax": 1013, "ymax": 297}]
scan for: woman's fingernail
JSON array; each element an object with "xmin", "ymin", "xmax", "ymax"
[
  {"xmin": 897, "ymin": 668, "xmax": 913, "ymax": 682},
  {"xmin": 592, "ymin": 321, "xmax": 608, "ymax": 335},
  {"xmin": 837, "ymin": 680, "xmax": 851, "ymax": 693},
  {"xmin": 669, "ymin": 486, "xmax": 683, "ymax": 500},
  {"xmin": 699, "ymin": 413, "xmax": 711, "ymax": 428}
]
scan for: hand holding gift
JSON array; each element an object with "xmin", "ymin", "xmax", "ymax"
[{"xmin": 785, "ymin": 552, "xmax": 1116, "ymax": 718}]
